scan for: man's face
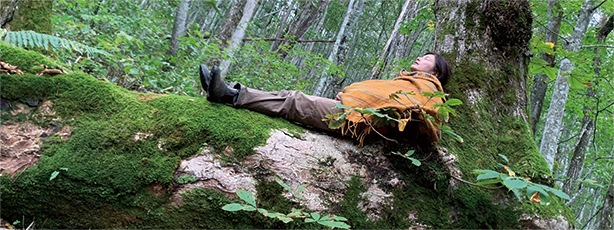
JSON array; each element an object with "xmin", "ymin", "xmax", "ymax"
[{"xmin": 410, "ymin": 54, "xmax": 436, "ymax": 74}]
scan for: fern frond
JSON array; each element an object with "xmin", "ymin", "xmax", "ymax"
[{"xmin": 1, "ymin": 30, "xmax": 109, "ymax": 56}]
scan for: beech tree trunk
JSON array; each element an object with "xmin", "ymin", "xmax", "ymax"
[
  {"xmin": 563, "ymin": 13, "xmax": 613, "ymax": 197},
  {"xmin": 540, "ymin": 0, "xmax": 595, "ymax": 171},
  {"xmin": 219, "ymin": 0, "xmax": 258, "ymax": 77},
  {"xmin": 370, "ymin": 0, "xmax": 413, "ymax": 80},
  {"xmin": 168, "ymin": 0, "xmax": 191, "ymax": 56},
  {"xmin": 269, "ymin": 0, "xmax": 293, "ymax": 52},
  {"xmin": 529, "ymin": 0, "xmax": 563, "ymax": 134},
  {"xmin": 271, "ymin": 0, "xmax": 329, "ymax": 58},
  {"xmin": 217, "ymin": 0, "xmax": 247, "ymax": 47},
  {"xmin": 312, "ymin": 0, "xmax": 357, "ymax": 97}
]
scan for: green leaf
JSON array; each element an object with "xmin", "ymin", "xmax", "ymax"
[
  {"xmin": 475, "ymin": 170, "xmax": 501, "ymax": 180},
  {"xmin": 243, "ymin": 205, "xmax": 256, "ymax": 211},
  {"xmin": 547, "ymin": 188, "xmax": 570, "ymax": 200},
  {"xmin": 49, "ymin": 171, "xmax": 60, "ymax": 181},
  {"xmin": 441, "ymin": 125, "xmax": 464, "ymax": 143},
  {"xmin": 444, "ymin": 98, "xmax": 463, "ymax": 106},
  {"xmin": 305, "ymin": 218, "xmax": 316, "ymax": 223},
  {"xmin": 405, "ymin": 150, "xmax": 415, "ymax": 156},
  {"xmin": 276, "ymin": 178, "xmax": 292, "ymax": 193},
  {"xmin": 222, "ymin": 203, "xmax": 244, "ymax": 211},
  {"xmin": 258, "ymin": 208, "xmax": 268, "ymax": 215},
  {"xmin": 498, "ymin": 154, "xmax": 509, "ymax": 163},
  {"xmin": 511, "ymin": 188, "xmax": 522, "ymax": 201},
  {"xmin": 277, "ymin": 216, "xmax": 293, "ymax": 223},
  {"xmin": 310, "ymin": 212, "xmax": 321, "ymax": 221},
  {"xmin": 236, "ymin": 189, "xmax": 257, "ymax": 207},
  {"xmin": 503, "ymin": 178, "xmax": 528, "ymax": 190},
  {"xmin": 331, "ymin": 215, "xmax": 348, "ymax": 221},
  {"xmin": 410, "ymin": 158, "xmax": 421, "ymax": 166},
  {"xmin": 318, "ymin": 221, "xmax": 351, "ymax": 229}
]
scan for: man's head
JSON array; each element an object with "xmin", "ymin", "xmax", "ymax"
[{"xmin": 410, "ymin": 52, "xmax": 451, "ymax": 85}]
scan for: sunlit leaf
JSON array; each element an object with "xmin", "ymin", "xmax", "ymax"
[
  {"xmin": 49, "ymin": 171, "xmax": 60, "ymax": 181},
  {"xmin": 498, "ymin": 154, "xmax": 509, "ymax": 163},
  {"xmin": 236, "ymin": 189, "xmax": 257, "ymax": 207},
  {"xmin": 503, "ymin": 178, "xmax": 527, "ymax": 190},
  {"xmin": 318, "ymin": 221, "xmax": 351, "ymax": 229},
  {"xmin": 222, "ymin": 203, "xmax": 244, "ymax": 211},
  {"xmin": 475, "ymin": 170, "xmax": 501, "ymax": 180}
]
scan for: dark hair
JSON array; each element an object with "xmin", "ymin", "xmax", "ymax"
[{"xmin": 426, "ymin": 52, "xmax": 451, "ymax": 86}]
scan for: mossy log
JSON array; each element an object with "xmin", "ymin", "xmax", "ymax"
[{"xmin": 0, "ymin": 42, "xmax": 571, "ymax": 229}]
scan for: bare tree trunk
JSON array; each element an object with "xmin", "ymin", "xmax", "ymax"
[
  {"xmin": 271, "ymin": 0, "xmax": 329, "ymax": 58},
  {"xmin": 539, "ymin": 0, "xmax": 595, "ymax": 171},
  {"xmin": 562, "ymin": 115, "xmax": 593, "ymax": 194},
  {"xmin": 529, "ymin": 0, "xmax": 563, "ymax": 134},
  {"xmin": 219, "ymin": 0, "xmax": 258, "ymax": 77},
  {"xmin": 269, "ymin": 0, "xmax": 293, "ymax": 52},
  {"xmin": 168, "ymin": 0, "xmax": 191, "ymax": 56},
  {"xmin": 218, "ymin": 0, "xmax": 247, "ymax": 47},
  {"xmin": 563, "ymin": 12, "xmax": 613, "ymax": 197},
  {"xmin": 370, "ymin": 0, "xmax": 412, "ymax": 80},
  {"xmin": 312, "ymin": 0, "xmax": 357, "ymax": 97}
]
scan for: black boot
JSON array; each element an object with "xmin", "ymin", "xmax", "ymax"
[
  {"xmin": 207, "ymin": 66, "xmax": 239, "ymax": 104},
  {"xmin": 199, "ymin": 64, "xmax": 211, "ymax": 92}
]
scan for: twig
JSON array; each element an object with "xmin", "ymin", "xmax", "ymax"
[{"xmin": 242, "ymin": 38, "xmax": 336, "ymax": 43}]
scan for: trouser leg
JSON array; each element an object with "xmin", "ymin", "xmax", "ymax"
[{"xmin": 233, "ymin": 85, "xmax": 343, "ymax": 132}]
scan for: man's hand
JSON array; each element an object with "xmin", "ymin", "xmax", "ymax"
[{"xmin": 335, "ymin": 92, "xmax": 344, "ymax": 101}]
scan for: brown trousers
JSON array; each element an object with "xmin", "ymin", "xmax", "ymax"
[{"xmin": 233, "ymin": 86, "xmax": 343, "ymax": 133}]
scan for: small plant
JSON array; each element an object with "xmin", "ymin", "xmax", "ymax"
[
  {"xmin": 222, "ymin": 179, "xmax": 350, "ymax": 229},
  {"xmin": 392, "ymin": 150, "xmax": 421, "ymax": 166},
  {"xmin": 326, "ymin": 91, "xmax": 464, "ymax": 144},
  {"xmin": 473, "ymin": 154, "xmax": 570, "ymax": 205}
]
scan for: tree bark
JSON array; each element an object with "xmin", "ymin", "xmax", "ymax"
[
  {"xmin": 313, "ymin": 0, "xmax": 357, "ymax": 97},
  {"xmin": 563, "ymin": 12, "xmax": 613, "ymax": 198},
  {"xmin": 599, "ymin": 174, "xmax": 614, "ymax": 230},
  {"xmin": 370, "ymin": 0, "xmax": 413, "ymax": 80},
  {"xmin": 217, "ymin": 0, "xmax": 247, "ymax": 48},
  {"xmin": 540, "ymin": 0, "xmax": 596, "ymax": 171},
  {"xmin": 529, "ymin": 0, "xmax": 563, "ymax": 134},
  {"xmin": 271, "ymin": 0, "xmax": 329, "ymax": 58},
  {"xmin": 269, "ymin": 0, "xmax": 293, "ymax": 52},
  {"xmin": 219, "ymin": 0, "xmax": 258, "ymax": 77},
  {"xmin": 168, "ymin": 0, "xmax": 191, "ymax": 56},
  {"xmin": 3, "ymin": 0, "xmax": 52, "ymax": 33},
  {"xmin": 0, "ymin": 0, "xmax": 19, "ymax": 29}
]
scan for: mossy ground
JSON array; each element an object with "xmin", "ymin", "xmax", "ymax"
[
  {"xmin": 0, "ymin": 42, "xmax": 300, "ymax": 228},
  {"xmin": 0, "ymin": 41, "xmax": 571, "ymax": 228}
]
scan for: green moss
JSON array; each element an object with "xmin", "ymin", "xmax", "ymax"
[
  {"xmin": 0, "ymin": 42, "xmax": 57, "ymax": 74},
  {"xmin": 10, "ymin": 0, "xmax": 53, "ymax": 34},
  {"xmin": 1, "ymin": 43, "xmax": 305, "ymax": 228}
]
